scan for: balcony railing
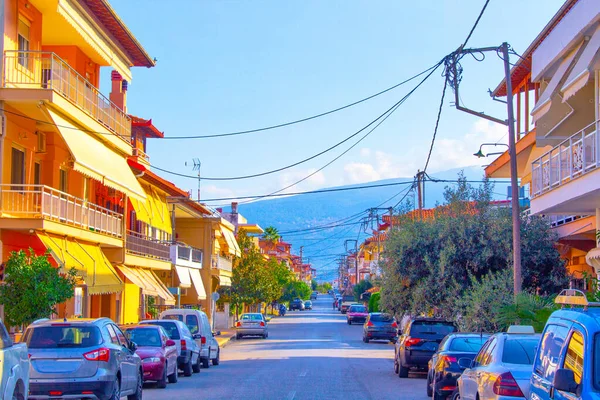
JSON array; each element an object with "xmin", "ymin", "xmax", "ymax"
[
  {"xmin": 3, "ymin": 51, "xmax": 131, "ymax": 141},
  {"xmin": 532, "ymin": 120, "xmax": 599, "ymax": 197},
  {"xmin": 171, "ymin": 243, "xmax": 203, "ymax": 267},
  {"xmin": 213, "ymin": 255, "xmax": 233, "ymax": 272},
  {"xmin": 0, "ymin": 184, "xmax": 122, "ymax": 237},
  {"xmin": 126, "ymin": 230, "xmax": 170, "ymax": 261}
]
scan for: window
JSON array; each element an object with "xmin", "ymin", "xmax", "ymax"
[
  {"xmin": 17, "ymin": 17, "xmax": 30, "ymax": 67},
  {"xmin": 125, "ymin": 327, "xmax": 162, "ymax": 347},
  {"xmin": 33, "ymin": 161, "xmax": 41, "ymax": 185},
  {"xmin": 185, "ymin": 315, "xmax": 200, "ymax": 335},
  {"xmin": 10, "ymin": 148, "xmax": 25, "ymax": 189},
  {"xmin": 112, "ymin": 324, "xmax": 128, "ymax": 346},
  {"xmin": 449, "ymin": 337, "xmax": 489, "ymax": 353},
  {"xmin": 481, "ymin": 338, "xmax": 497, "ymax": 366},
  {"xmin": 502, "ymin": 338, "xmax": 539, "ymax": 365},
  {"xmin": 105, "ymin": 324, "xmax": 119, "ymax": 345},
  {"xmin": 145, "ymin": 321, "xmax": 180, "ymax": 339},
  {"xmin": 534, "ymin": 324, "xmax": 570, "ymax": 381},
  {"xmin": 473, "ymin": 339, "xmax": 492, "ymax": 367},
  {"xmin": 25, "ymin": 326, "xmax": 102, "ymax": 348},
  {"xmin": 59, "ymin": 168, "xmax": 68, "ymax": 192},
  {"xmin": 564, "ymin": 331, "xmax": 585, "ymax": 384}
]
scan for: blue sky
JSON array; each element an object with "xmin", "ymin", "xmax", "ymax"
[{"xmin": 107, "ymin": 0, "xmax": 563, "ymax": 207}]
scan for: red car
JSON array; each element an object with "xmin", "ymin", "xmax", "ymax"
[
  {"xmin": 347, "ymin": 304, "xmax": 368, "ymax": 325},
  {"xmin": 124, "ymin": 325, "xmax": 179, "ymax": 388}
]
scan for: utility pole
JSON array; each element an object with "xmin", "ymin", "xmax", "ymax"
[
  {"xmin": 416, "ymin": 171, "xmax": 425, "ymax": 216},
  {"xmin": 344, "ymin": 239, "xmax": 358, "ymax": 286},
  {"xmin": 450, "ymin": 42, "xmax": 521, "ymax": 295}
]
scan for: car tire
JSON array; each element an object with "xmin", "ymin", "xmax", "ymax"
[
  {"xmin": 11, "ymin": 382, "xmax": 25, "ymax": 400},
  {"xmin": 168, "ymin": 364, "xmax": 178, "ymax": 383},
  {"xmin": 426, "ymin": 373, "xmax": 433, "ymax": 397},
  {"xmin": 362, "ymin": 336, "xmax": 366, "ymax": 343},
  {"xmin": 393, "ymin": 357, "xmax": 399, "ymax": 374},
  {"xmin": 183, "ymin": 359, "xmax": 193, "ymax": 377},
  {"xmin": 398, "ymin": 360, "xmax": 409, "ymax": 378},
  {"xmin": 347, "ymin": 320, "xmax": 351, "ymax": 325},
  {"xmin": 202, "ymin": 357, "xmax": 210, "ymax": 369},
  {"xmin": 432, "ymin": 377, "xmax": 445, "ymax": 400},
  {"xmin": 364, "ymin": 337, "xmax": 370, "ymax": 343},
  {"xmin": 236, "ymin": 333, "xmax": 241, "ymax": 340},
  {"xmin": 212, "ymin": 349, "xmax": 220, "ymax": 366},
  {"xmin": 193, "ymin": 354, "xmax": 201, "ymax": 373},
  {"xmin": 108, "ymin": 377, "xmax": 121, "ymax": 400},
  {"xmin": 450, "ymin": 388, "xmax": 461, "ymax": 400},
  {"xmin": 127, "ymin": 372, "xmax": 142, "ymax": 400},
  {"xmin": 157, "ymin": 364, "xmax": 167, "ymax": 389}
]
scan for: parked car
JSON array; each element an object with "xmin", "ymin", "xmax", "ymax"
[
  {"xmin": 394, "ymin": 318, "xmax": 457, "ymax": 378},
  {"xmin": 24, "ymin": 318, "xmax": 143, "ymax": 400},
  {"xmin": 0, "ymin": 319, "xmax": 29, "ymax": 400},
  {"xmin": 236, "ymin": 313, "xmax": 268, "ymax": 339},
  {"xmin": 123, "ymin": 325, "xmax": 178, "ymax": 388},
  {"xmin": 529, "ymin": 289, "xmax": 600, "ymax": 400},
  {"xmin": 304, "ymin": 300, "xmax": 313, "ymax": 310},
  {"xmin": 347, "ymin": 304, "xmax": 368, "ymax": 325},
  {"xmin": 426, "ymin": 333, "xmax": 490, "ymax": 399},
  {"xmin": 458, "ymin": 331, "xmax": 540, "ymax": 400},
  {"xmin": 140, "ymin": 319, "xmax": 201, "ymax": 376},
  {"xmin": 340, "ymin": 295, "xmax": 356, "ymax": 314},
  {"xmin": 160, "ymin": 308, "xmax": 220, "ymax": 368},
  {"xmin": 289, "ymin": 298, "xmax": 305, "ymax": 311},
  {"xmin": 311, "ymin": 291, "xmax": 318, "ymax": 300},
  {"xmin": 363, "ymin": 313, "xmax": 398, "ymax": 343}
]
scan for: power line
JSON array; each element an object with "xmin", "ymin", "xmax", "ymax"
[
  {"xmin": 460, "ymin": 0, "xmax": 491, "ymax": 49},
  {"xmin": 423, "ymin": 77, "xmax": 448, "ymax": 173}
]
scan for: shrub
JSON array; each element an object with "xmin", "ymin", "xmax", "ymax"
[{"xmin": 368, "ymin": 292, "xmax": 380, "ymax": 312}]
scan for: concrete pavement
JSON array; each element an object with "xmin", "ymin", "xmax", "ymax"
[{"xmin": 143, "ymin": 295, "xmax": 430, "ymax": 400}]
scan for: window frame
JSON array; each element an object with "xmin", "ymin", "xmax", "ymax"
[
  {"xmin": 563, "ymin": 329, "xmax": 585, "ymax": 385},
  {"xmin": 17, "ymin": 16, "xmax": 31, "ymax": 68},
  {"xmin": 33, "ymin": 161, "xmax": 41, "ymax": 186},
  {"xmin": 10, "ymin": 147, "xmax": 25, "ymax": 190}
]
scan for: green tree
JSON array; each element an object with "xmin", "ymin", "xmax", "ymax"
[
  {"xmin": 281, "ymin": 281, "xmax": 311, "ymax": 302},
  {"xmin": 353, "ymin": 279, "xmax": 373, "ymax": 301},
  {"xmin": 0, "ymin": 249, "xmax": 77, "ymax": 328},
  {"xmin": 497, "ymin": 293, "xmax": 557, "ymax": 332},
  {"xmin": 368, "ymin": 292, "xmax": 380, "ymax": 312},
  {"xmin": 311, "ymin": 279, "xmax": 318, "ymax": 291},
  {"xmin": 262, "ymin": 226, "xmax": 281, "ymax": 243},
  {"xmin": 231, "ymin": 230, "xmax": 268, "ymax": 312}
]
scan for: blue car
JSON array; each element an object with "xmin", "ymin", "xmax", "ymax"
[{"xmin": 529, "ymin": 289, "xmax": 600, "ymax": 400}]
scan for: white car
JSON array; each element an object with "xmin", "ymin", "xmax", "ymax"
[
  {"xmin": 458, "ymin": 332, "xmax": 540, "ymax": 400},
  {"xmin": 0, "ymin": 319, "xmax": 29, "ymax": 400}
]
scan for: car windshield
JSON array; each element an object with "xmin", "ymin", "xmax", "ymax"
[
  {"xmin": 241, "ymin": 314, "xmax": 263, "ymax": 321},
  {"xmin": 25, "ymin": 326, "xmax": 102, "ymax": 348},
  {"xmin": 410, "ymin": 321, "xmax": 456, "ymax": 336},
  {"xmin": 501, "ymin": 337, "xmax": 539, "ymax": 365},
  {"xmin": 350, "ymin": 306, "xmax": 367, "ymax": 312},
  {"xmin": 146, "ymin": 321, "xmax": 180, "ymax": 339},
  {"xmin": 125, "ymin": 328, "xmax": 162, "ymax": 347},
  {"xmin": 371, "ymin": 314, "xmax": 394, "ymax": 323},
  {"xmin": 449, "ymin": 337, "xmax": 488, "ymax": 352}
]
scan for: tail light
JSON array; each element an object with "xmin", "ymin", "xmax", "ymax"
[
  {"xmin": 367, "ymin": 321, "xmax": 374, "ymax": 327},
  {"xmin": 201, "ymin": 336, "xmax": 206, "ymax": 345},
  {"xmin": 180, "ymin": 339, "xmax": 187, "ymax": 351},
  {"xmin": 405, "ymin": 337, "xmax": 423, "ymax": 347},
  {"xmin": 443, "ymin": 355, "xmax": 457, "ymax": 365},
  {"xmin": 391, "ymin": 322, "xmax": 398, "ymax": 328},
  {"xmin": 236, "ymin": 321, "xmax": 241, "ymax": 327},
  {"xmin": 49, "ymin": 391, "xmax": 62, "ymax": 396},
  {"xmin": 83, "ymin": 348, "xmax": 110, "ymax": 362},
  {"xmin": 493, "ymin": 372, "xmax": 524, "ymax": 397},
  {"xmin": 260, "ymin": 321, "xmax": 265, "ymax": 327}
]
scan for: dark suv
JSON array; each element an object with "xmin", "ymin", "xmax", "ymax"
[
  {"xmin": 289, "ymin": 298, "xmax": 305, "ymax": 311},
  {"xmin": 394, "ymin": 318, "xmax": 456, "ymax": 378}
]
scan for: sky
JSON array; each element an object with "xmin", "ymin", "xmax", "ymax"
[{"xmin": 105, "ymin": 0, "xmax": 563, "ymax": 208}]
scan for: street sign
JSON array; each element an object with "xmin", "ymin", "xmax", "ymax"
[{"xmin": 211, "ymin": 292, "xmax": 220, "ymax": 301}]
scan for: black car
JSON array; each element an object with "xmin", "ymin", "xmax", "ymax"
[
  {"xmin": 394, "ymin": 318, "xmax": 457, "ymax": 378},
  {"xmin": 426, "ymin": 333, "xmax": 489, "ymax": 399},
  {"xmin": 363, "ymin": 313, "xmax": 398, "ymax": 343},
  {"xmin": 289, "ymin": 298, "xmax": 305, "ymax": 311}
]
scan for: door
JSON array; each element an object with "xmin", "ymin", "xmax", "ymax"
[
  {"xmin": 461, "ymin": 338, "xmax": 494, "ymax": 400},
  {"xmin": 531, "ymin": 323, "xmax": 572, "ymax": 400},
  {"xmin": 106, "ymin": 324, "xmax": 129, "ymax": 390},
  {"xmin": 112, "ymin": 324, "xmax": 136, "ymax": 392},
  {"xmin": 202, "ymin": 315, "xmax": 218, "ymax": 359},
  {"xmin": 554, "ymin": 328, "xmax": 585, "ymax": 400},
  {"xmin": 185, "ymin": 313, "xmax": 203, "ymax": 351}
]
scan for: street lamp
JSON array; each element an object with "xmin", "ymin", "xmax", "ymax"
[{"xmin": 473, "ymin": 143, "xmax": 509, "ymax": 158}]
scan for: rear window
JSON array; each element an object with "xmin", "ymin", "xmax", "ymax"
[
  {"xmin": 449, "ymin": 337, "xmax": 488, "ymax": 352},
  {"xmin": 146, "ymin": 321, "xmax": 180, "ymax": 339},
  {"xmin": 125, "ymin": 328, "xmax": 162, "ymax": 347},
  {"xmin": 502, "ymin": 338, "xmax": 538, "ymax": 365},
  {"xmin": 241, "ymin": 314, "xmax": 264, "ymax": 321},
  {"xmin": 25, "ymin": 326, "xmax": 102, "ymax": 349},
  {"xmin": 410, "ymin": 321, "xmax": 456, "ymax": 336},
  {"xmin": 162, "ymin": 314, "xmax": 183, "ymax": 322},
  {"xmin": 349, "ymin": 306, "xmax": 367, "ymax": 313},
  {"xmin": 371, "ymin": 314, "xmax": 394, "ymax": 323}
]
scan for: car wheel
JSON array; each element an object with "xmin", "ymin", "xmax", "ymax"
[
  {"xmin": 11, "ymin": 382, "xmax": 25, "ymax": 400},
  {"xmin": 364, "ymin": 337, "xmax": 370, "ymax": 343},
  {"xmin": 432, "ymin": 377, "xmax": 445, "ymax": 400},
  {"xmin": 193, "ymin": 354, "xmax": 202, "ymax": 373},
  {"xmin": 157, "ymin": 364, "xmax": 167, "ymax": 389},
  {"xmin": 450, "ymin": 388, "xmax": 461, "ymax": 400},
  {"xmin": 393, "ymin": 357, "xmax": 399, "ymax": 374},
  {"xmin": 108, "ymin": 377, "xmax": 120, "ymax": 400},
  {"xmin": 426, "ymin": 372, "xmax": 433, "ymax": 397},
  {"xmin": 168, "ymin": 364, "xmax": 178, "ymax": 383},
  {"xmin": 347, "ymin": 320, "xmax": 351, "ymax": 325},
  {"xmin": 236, "ymin": 333, "xmax": 241, "ymax": 340},
  {"xmin": 183, "ymin": 359, "xmax": 193, "ymax": 377},
  {"xmin": 398, "ymin": 360, "xmax": 409, "ymax": 378},
  {"xmin": 202, "ymin": 357, "xmax": 210, "ymax": 369},
  {"xmin": 126, "ymin": 372, "xmax": 142, "ymax": 400},
  {"xmin": 362, "ymin": 336, "xmax": 366, "ymax": 343},
  {"xmin": 212, "ymin": 349, "xmax": 220, "ymax": 366}
]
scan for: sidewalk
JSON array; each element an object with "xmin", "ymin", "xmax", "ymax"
[{"xmin": 216, "ymin": 329, "xmax": 236, "ymax": 347}]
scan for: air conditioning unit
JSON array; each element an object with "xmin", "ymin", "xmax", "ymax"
[{"xmin": 36, "ymin": 131, "xmax": 47, "ymax": 153}]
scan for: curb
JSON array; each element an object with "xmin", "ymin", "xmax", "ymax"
[{"xmin": 217, "ymin": 334, "xmax": 236, "ymax": 348}]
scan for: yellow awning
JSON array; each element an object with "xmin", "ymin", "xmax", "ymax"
[
  {"xmin": 130, "ymin": 186, "xmax": 172, "ymax": 233},
  {"xmin": 46, "ymin": 109, "xmax": 146, "ymax": 202},
  {"xmin": 38, "ymin": 233, "xmax": 123, "ymax": 294},
  {"xmin": 218, "ymin": 275, "xmax": 232, "ymax": 287},
  {"xmin": 116, "ymin": 265, "xmax": 175, "ymax": 305},
  {"xmin": 188, "ymin": 268, "xmax": 207, "ymax": 300},
  {"xmin": 174, "ymin": 266, "xmax": 192, "ymax": 288},
  {"xmin": 221, "ymin": 228, "xmax": 241, "ymax": 257}
]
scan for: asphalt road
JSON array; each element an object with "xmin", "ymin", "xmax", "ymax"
[{"xmin": 143, "ymin": 295, "xmax": 430, "ymax": 400}]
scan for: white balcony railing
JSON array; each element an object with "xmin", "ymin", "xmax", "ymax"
[
  {"xmin": 170, "ymin": 243, "xmax": 203, "ymax": 268},
  {"xmin": 213, "ymin": 255, "xmax": 233, "ymax": 272},
  {"xmin": 0, "ymin": 184, "xmax": 123, "ymax": 237},
  {"xmin": 532, "ymin": 120, "xmax": 599, "ymax": 197},
  {"xmin": 3, "ymin": 51, "xmax": 131, "ymax": 141}
]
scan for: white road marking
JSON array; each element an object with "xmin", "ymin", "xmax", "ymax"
[
  {"xmin": 299, "ymin": 370, "xmax": 308, "ymax": 377},
  {"xmin": 287, "ymin": 390, "xmax": 296, "ymax": 400}
]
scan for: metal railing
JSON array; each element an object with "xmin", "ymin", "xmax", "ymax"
[
  {"xmin": 171, "ymin": 243, "xmax": 203, "ymax": 265},
  {"xmin": 3, "ymin": 51, "xmax": 131, "ymax": 141},
  {"xmin": 532, "ymin": 120, "xmax": 599, "ymax": 197},
  {"xmin": 0, "ymin": 184, "xmax": 122, "ymax": 237},
  {"xmin": 213, "ymin": 255, "xmax": 233, "ymax": 272},
  {"xmin": 126, "ymin": 230, "xmax": 170, "ymax": 261}
]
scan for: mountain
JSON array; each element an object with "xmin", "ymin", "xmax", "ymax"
[{"xmin": 229, "ymin": 166, "xmax": 510, "ymax": 281}]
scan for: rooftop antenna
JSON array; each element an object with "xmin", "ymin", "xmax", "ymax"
[{"xmin": 185, "ymin": 159, "xmax": 202, "ymax": 201}]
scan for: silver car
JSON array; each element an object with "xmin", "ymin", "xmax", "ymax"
[
  {"xmin": 235, "ymin": 313, "xmax": 268, "ymax": 339},
  {"xmin": 458, "ymin": 332, "xmax": 541, "ymax": 400},
  {"xmin": 24, "ymin": 318, "xmax": 143, "ymax": 400}
]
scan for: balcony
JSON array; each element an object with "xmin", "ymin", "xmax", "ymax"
[
  {"xmin": 0, "ymin": 184, "xmax": 122, "ymax": 238},
  {"xmin": 213, "ymin": 255, "xmax": 233, "ymax": 272},
  {"xmin": 126, "ymin": 230, "xmax": 170, "ymax": 261},
  {"xmin": 3, "ymin": 51, "xmax": 131, "ymax": 141},
  {"xmin": 170, "ymin": 243, "xmax": 203, "ymax": 269}
]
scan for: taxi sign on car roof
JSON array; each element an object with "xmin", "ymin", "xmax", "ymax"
[
  {"xmin": 507, "ymin": 325, "xmax": 535, "ymax": 334},
  {"xmin": 555, "ymin": 289, "xmax": 600, "ymax": 309}
]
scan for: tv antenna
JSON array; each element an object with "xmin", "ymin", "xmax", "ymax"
[{"xmin": 185, "ymin": 159, "xmax": 201, "ymax": 200}]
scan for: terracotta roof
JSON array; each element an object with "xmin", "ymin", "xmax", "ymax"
[
  {"xmin": 80, "ymin": 0, "xmax": 155, "ymax": 68},
  {"xmin": 492, "ymin": 0, "xmax": 578, "ymax": 96},
  {"xmin": 130, "ymin": 115, "xmax": 164, "ymax": 138}
]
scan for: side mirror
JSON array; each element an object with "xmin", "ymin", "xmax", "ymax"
[
  {"xmin": 458, "ymin": 357, "xmax": 472, "ymax": 370},
  {"xmin": 128, "ymin": 341, "xmax": 137, "ymax": 352},
  {"xmin": 553, "ymin": 368, "xmax": 578, "ymax": 394},
  {"xmin": 165, "ymin": 339, "xmax": 176, "ymax": 347},
  {"xmin": 213, "ymin": 331, "xmax": 221, "ymax": 336}
]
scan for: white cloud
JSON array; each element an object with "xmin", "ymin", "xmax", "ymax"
[
  {"xmin": 344, "ymin": 162, "xmax": 381, "ymax": 183},
  {"xmin": 276, "ymin": 168, "xmax": 327, "ymax": 193},
  {"xmin": 360, "ymin": 148, "xmax": 372, "ymax": 158}
]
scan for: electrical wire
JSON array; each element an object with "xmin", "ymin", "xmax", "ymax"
[
  {"xmin": 460, "ymin": 0, "xmax": 491, "ymax": 49},
  {"xmin": 423, "ymin": 77, "xmax": 448, "ymax": 173}
]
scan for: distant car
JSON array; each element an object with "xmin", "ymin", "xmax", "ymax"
[
  {"xmin": 140, "ymin": 319, "xmax": 201, "ymax": 376},
  {"xmin": 394, "ymin": 318, "xmax": 457, "ymax": 378},
  {"xmin": 0, "ymin": 319, "xmax": 28, "ymax": 400},
  {"xmin": 347, "ymin": 304, "xmax": 368, "ymax": 325},
  {"xmin": 25, "ymin": 318, "xmax": 143, "ymax": 400},
  {"xmin": 458, "ymin": 332, "xmax": 541, "ymax": 400},
  {"xmin": 123, "ymin": 325, "xmax": 178, "ymax": 388},
  {"xmin": 340, "ymin": 296, "xmax": 356, "ymax": 314},
  {"xmin": 304, "ymin": 300, "xmax": 313, "ymax": 310},
  {"xmin": 311, "ymin": 292, "xmax": 318, "ymax": 300},
  {"xmin": 289, "ymin": 298, "xmax": 305, "ymax": 311},
  {"xmin": 363, "ymin": 313, "xmax": 398, "ymax": 343},
  {"xmin": 426, "ymin": 333, "xmax": 490, "ymax": 399},
  {"xmin": 236, "ymin": 313, "xmax": 268, "ymax": 339}
]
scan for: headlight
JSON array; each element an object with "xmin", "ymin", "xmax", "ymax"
[{"xmin": 142, "ymin": 357, "xmax": 161, "ymax": 364}]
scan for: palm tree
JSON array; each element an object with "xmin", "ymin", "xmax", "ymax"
[{"xmin": 263, "ymin": 226, "xmax": 281, "ymax": 243}]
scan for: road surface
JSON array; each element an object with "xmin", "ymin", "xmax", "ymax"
[{"xmin": 143, "ymin": 295, "xmax": 429, "ymax": 400}]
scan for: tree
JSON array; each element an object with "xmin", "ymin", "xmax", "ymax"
[
  {"xmin": 281, "ymin": 281, "xmax": 311, "ymax": 302},
  {"xmin": 0, "ymin": 249, "xmax": 77, "ymax": 328},
  {"xmin": 262, "ymin": 226, "xmax": 281, "ymax": 243},
  {"xmin": 368, "ymin": 292, "xmax": 380, "ymax": 312},
  {"xmin": 311, "ymin": 279, "xmax": 318, "ymax": 291},
  {"xmin": 353, "ymin": 279, "xmax": 373, "ymax": 302},
  {"xmin": 231, "ymin": 230, "xmax": 269, "ymax": 312}
]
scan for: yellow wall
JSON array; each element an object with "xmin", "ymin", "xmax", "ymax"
[
  {"xmin": 4, "ymin": 0, "xmax": 43, "ymax": 54},
  {"xmin": 122, "ymin": 282, "xmax": 140, "ymax": 324}
]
